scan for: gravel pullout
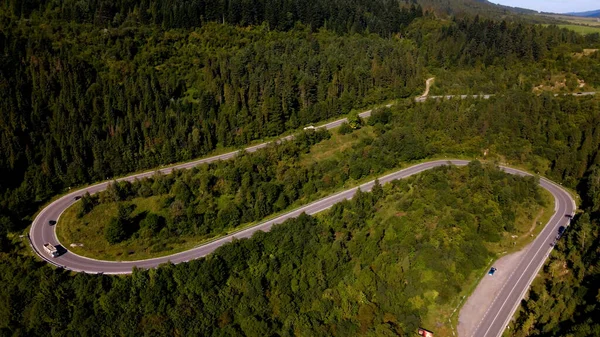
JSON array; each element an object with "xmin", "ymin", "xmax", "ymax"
[{"xmin": 458, "ymin": 244, "xmax": 532, "ymax": 337}]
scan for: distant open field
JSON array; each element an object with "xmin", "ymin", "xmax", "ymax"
[
  {"xmin": 540, "ymin": 23, "xmax": 600, "ymax": 35},
  {"xmin": 555, "ymin": 24, "xmax": 600, "ymax": 35},
  {"xmin": 538, "ymin": 14, "xmax": 600, "ymax": 27},
  {"xmin": 537, "ymin": 14, "xmax": 600, "ymax": 35}
]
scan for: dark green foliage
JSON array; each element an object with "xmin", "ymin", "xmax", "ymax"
[
  {"xmin": 4, "ymin": 0, "xmax": 424, "ymax": 36},
  {"xmin": 77, "ymin": 192, "xmax": 97, "ymax": 218},
  {"xmin": 0, "ymin": 225, "xmax": 10, "ymax": 253},
  {"xmin": 105, "ymin": 217, "xmax": 127, "ymax": 244},
  {"xmin": 584, "ymin": 165, "xmax": 600, "ymax": 213},
  {"xmin": 392, "ymin": 93, "xmax": 600, "ymax": 189},
  {"xmin": 0, "ymin": 2, "xmax": 599, "ymax": 334},
  {"xmin": 510, "ymin": 211, "xmax": 600, "ymax": 337},
  {"xmin": 372, "ymin": 178, "xmax": 384, "ymax": 201},
  {"xmin": 367, "ymin": 107, "xmax": 392, "ymax": 126},
  {"xmin": 0, "ymin": 3, "xmax": 593, "ymax": 239},
  {"xmin": 0, "ymin": 20, "xmax": 424, "ymax": 233},
  {"xmin": 338, "ymin": 122, "xmax": 353, "ymax": 135},
  {"xmin": 417, "ymin": 17, "xmax": 586, "ymax": 68},
  {"xmin": 105, "ymin": 203, "xmax": 132, "ymax": 244},
  {"xmin": 140, "ymin": 213, "xmax": 163, "ymax": 234}
]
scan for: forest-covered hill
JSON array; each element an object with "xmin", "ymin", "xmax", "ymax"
[
  {"xmin": 566, "ymin": 10, "xmax": 600, "ymax": 18},
  {"xmin": 3, "ymin": 0, "xmax": 537, "ymax": 30},
  {"xmin": 414, "ymin": 0, "xmax": 535, "ymax": 16},
  {"xmin": 1, "ymin": 0, "xmax": 600, "ymax": 336},
  {"xmin": 0, "ymin": 0, "xmax": 592, "ymax": 237},
  {"xmin": 0, "ymin": 163, "xmax": 546, "ymax": 336}
]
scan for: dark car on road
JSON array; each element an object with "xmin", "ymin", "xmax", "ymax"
[
  {"xmin": 48, "ymin": 220, "xmax": 56, "ymax": 226},
  {"xmin": 558, "ymin": 226, "xmax": 566, "ymax": 235},
  {"xmin": 488, "ymin": 267, "xmax": 497, "ymax": 276}
]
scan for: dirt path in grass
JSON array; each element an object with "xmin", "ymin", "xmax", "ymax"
[{"xmin": 420, "ymin": 77, "xmax": 435, "ymax": 98}]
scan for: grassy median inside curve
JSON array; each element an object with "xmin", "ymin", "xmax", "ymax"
[
  {"xmin": 57, "ymin": 195, "xmax": 198, "ymax": 261},
  {"xmin": 56, "ymin": 124, "xmax": 379, "ymax": 261}
]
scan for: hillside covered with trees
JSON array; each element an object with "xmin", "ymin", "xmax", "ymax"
[
  {"xmin": 1, "ymin": 0, "xmax": 600, "ymax": 335},
  {"xmin": 0, "ymin": 164, "xmax": 545, "ymax": 335},
  {"xmin": 1, "ymin": 0, "xmax": 597, "ymax": 239}
]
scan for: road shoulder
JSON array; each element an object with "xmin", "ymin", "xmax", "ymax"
[{"xmin": 457, "ymin": 244, "xmax": 531, "ymax": 337}]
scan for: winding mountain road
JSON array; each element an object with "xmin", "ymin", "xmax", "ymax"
[
  {"xmin": 29, "ymin": 160, "xmax": 575, "ymax": 337},
  {"xmin": 28, "ymin": 85, "xmax": 577, "ymax": 337},
  {"xmin": 30, "ymin": 157, "xmax": 576, "ymax": 337},
  {"xmin": 32, "ymin": 159, "xmax": 574, "ymax": 278},
  {"xmin": 28, "ymin": 102, "xmax": 390, "ymax": 273}
]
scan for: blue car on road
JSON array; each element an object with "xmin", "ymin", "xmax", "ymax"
[{"xmin": 488, "ymin": 267, "xmax": 497, "ymax": 276}]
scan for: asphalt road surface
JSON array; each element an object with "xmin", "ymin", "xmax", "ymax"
[
  {"xmin": 415, "ymin": 94, "xmax": 495, "ymax": 102},
  {"xmin": 470, "ymin": 168, "xmax": 575, "ymax": 337},
  {"xmin": 555, "ymin": 91, "xmax": 596, "ymax": 97},
  {"xmin": 415, "ymin": 92, "xmax": 596, "ymax": 102}
]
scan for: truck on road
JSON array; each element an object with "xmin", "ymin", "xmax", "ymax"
[{"xmin": 43, "ymin": 243, "xmax": 59, "ymax": 258}]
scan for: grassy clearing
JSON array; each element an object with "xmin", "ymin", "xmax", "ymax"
[
  {"xmin": 552, "ymin": 24, "xmax": 600, "ymax": 35},
  {"xmin": 538, "ymin": 14, "xmax": 600, "ymax": 27},
  {"xmin": 56, "ymin": 196, "xmax": 203, "ymax": 261},
  {"xmin": 532, "ymin": 73, "xmax": 593, "ymax": 94},
  {"xmin": 299, "ymin": 125, "xmax": 375, "ymax": 165},
  {"xmin": 564, "ymin": 18, "xmax": 600, "ymax": 27}
]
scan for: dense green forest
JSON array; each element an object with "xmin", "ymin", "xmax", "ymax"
[
  {"xmin": 0, "ymin": 21, "xmax": 423, "ymax": 234},
  {"xmin": 4, "ymin": 0, "xmax": 424, "ymax": 34},
  {"xmin": 386, "ymin": 93, "xmax": 600, "ymax": 336},
  {"xmin": 1, "ymin": 0, "xmax": 597, "ymax": 238},
  {"xmin": 1, "ymin": 0, "xmax": 600, "ymax": 335},
  {"xmin": 395, "ymin": 93, "xmax": 600, "ymax": 187},
  {"xmin": 0, "ymin": 164, "xmax": 545, "ymax": 336}
]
